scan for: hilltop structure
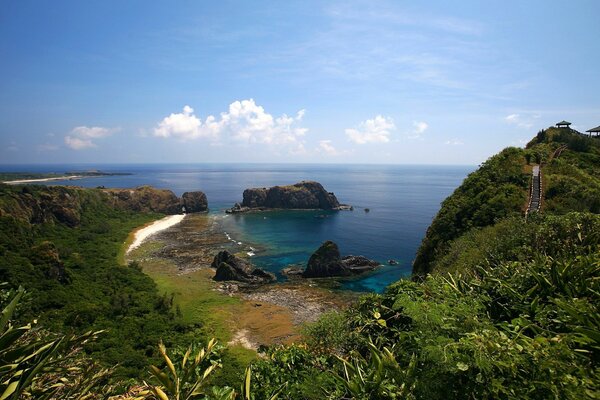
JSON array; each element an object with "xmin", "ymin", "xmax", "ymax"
[
  {"xmin": 586, "ymin": 125, "xmax": 600, "ymax": 137},
  {"xmin": 556, "ymin": 120, "xmax": 571, "ymax": 128}
]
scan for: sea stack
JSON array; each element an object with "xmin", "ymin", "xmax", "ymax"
[
  {"xmin": 227, "ymin": 181, "xmax": 350, "ymax": 213},
  {"xmin": 302, "ymin": 240, "xmax": 380, "ymax": 278}
]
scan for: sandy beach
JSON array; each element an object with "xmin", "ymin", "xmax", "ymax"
[
  {"xmin": 127, "ymin": 214, "xmax": 186, "ymax": 253},
  {"xmin": 3, "ymin": 175, "xmax": 82, "ymax": 184}
]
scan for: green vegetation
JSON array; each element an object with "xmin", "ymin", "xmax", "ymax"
[
  {"xmin": 0, "ymin": 127, "xmax": 598, "ymax": 398},
  {"xmin": 414, "ymin": 127, "xmax": 600, "ymax": 276},
  {"xmin": 0, "ymin": 184, "xmax": 200, "ymax": 379}
]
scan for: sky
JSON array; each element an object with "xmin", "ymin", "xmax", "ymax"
[{"xmin": 0, "ymin": 0, "xmax": 599, "ymax": 165}]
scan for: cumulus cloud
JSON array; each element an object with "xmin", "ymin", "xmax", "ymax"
[
  {"xmin": 345, "ymin": 115, "xmax": 395, "ymax": 144},
  {"xmin": 64, "ymin": 125, "xmax": 118, "ymax": 150},
  {"xmin": 65, "ymin": 136, "xmax": 95, "ymax": 150},
  {"xmin": 154, "ymin": 100, "xmax": 307, "ymax": 150},
  {"xmin": 317, "ymin": 140, "xmax": 340, "ymax": 156},
  {"xmin": 408, "ymin": 121, "xmax": 429, "ymax": 139}
]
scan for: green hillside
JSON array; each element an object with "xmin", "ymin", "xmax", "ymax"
[
  {"xmin": 413, "ymin": 127, "xmax": 600, "ymax": 276},
  {"xmin": 0, "ymin": 184, "xmax": 199, "ymax": 379}
]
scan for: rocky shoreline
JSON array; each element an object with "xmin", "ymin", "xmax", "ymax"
[{"xmin": 127, "ymin": 213, "xmax": 359, "ymax": 349}]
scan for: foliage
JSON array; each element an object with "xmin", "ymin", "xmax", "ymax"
[
  {"xmin": 0, "ymin": 185, "xmax": 198, "ymax": 379},
  {"xmin": 0, "ymin": 284, "xmax": 113, "ymax": 400},
  {"xmin": 144, "ymin": 338, "xmax": 234, "ymax": 400},
  {"xmin": 415, "ymin": 127, "xmax": 600, "ymax": 276},
  {"xmin": 412, "ymin": 147, "xmax": 528, "ymax": 275}
]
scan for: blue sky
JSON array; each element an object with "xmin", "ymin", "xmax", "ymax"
[{"xmin": 1, "ymin": 0, "xmax": 599, "ymax": 165}]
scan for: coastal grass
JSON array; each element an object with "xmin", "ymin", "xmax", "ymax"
[{"xmin": 126, "ymin": 238, "xmax": 258, "ymax": 383}]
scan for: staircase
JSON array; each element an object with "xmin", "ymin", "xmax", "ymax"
[{"xmin": 526, "ymin": 165, "xmax": 541, "ymax": 216}]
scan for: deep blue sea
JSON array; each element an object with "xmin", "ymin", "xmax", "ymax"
[{"xmin": 1, "ymin": 164, "xmax": 474, "ymax": 292}]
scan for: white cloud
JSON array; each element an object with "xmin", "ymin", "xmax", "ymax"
[
  {"xmin": 317, "ymin": 140, "xmax": 340, "ymax": 156},
  {"xmin": 65, "ymin": 136, "xmax": 95, "ymax": 150},
  {"xmin": 154, "ymin": 100, "xmax": 307, "ymax": 151},
  {"xmin": 408, "ymin": 121, "xmax": 429, "ymax": 139},
  {"xmin": 64, "ymin": 125, "xmax": 118, "ymax": 150},
  {"xmin": 345, "ymin": 115, "xmax": 395, "ymax": 144},
  {"xmin": 504, "ymin": 113, "xmax": 539, "ymax": 129},
  {"xmin": 445, "ymin": 138, "xmax": 464, "ymax": 145}
]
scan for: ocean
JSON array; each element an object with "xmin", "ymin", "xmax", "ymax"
[{"xmin": 2, "ymin": 164, "xmax": 474, "ymax": 292}]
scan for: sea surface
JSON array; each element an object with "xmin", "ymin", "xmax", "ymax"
[{"xmin": 1, "ymin": 164, "xmax": 474, "ymax": 292}]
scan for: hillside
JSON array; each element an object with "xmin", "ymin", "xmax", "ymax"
[
  {"xmin": 0, "ymin": 184, "xmax": 204, "ymax": 378},
  {"xmin": 413, "ymin": 127, "xmax": 600, "ymax": 276}
]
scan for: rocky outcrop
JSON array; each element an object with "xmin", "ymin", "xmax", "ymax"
[
  {"xmin": 211, "ymin": 250, "xmax": 276, "ymax": 284},
  {"xmin": 102, "ymin": 186, "xmax": 208, "ymax": 214},
  {"xmin": 0, "ymin": 185, "xmax": 208, "ymax": 228},
  {"xmin": 302, "ymin": 241, "xmax": 380, "ymax": 278},
  {"xmin": 227, "ymin": 181, "xmax": 349, "ymax": 213},
  {"xmin": 0, "ymin": 185, "xmax": 83, "ymax": 227},
  {"xmin": 181, "ymin": 191, "xmax": 208, "ymax": 213}
]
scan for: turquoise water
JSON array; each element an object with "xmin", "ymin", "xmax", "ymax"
[{"xmin": 1, "ymin": 163, "xmax": 473, "ymax": 292}]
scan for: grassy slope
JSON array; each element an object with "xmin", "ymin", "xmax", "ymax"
[{"xmin": 413, "ymin": 128, "xmax": 600, "ymax": 276}]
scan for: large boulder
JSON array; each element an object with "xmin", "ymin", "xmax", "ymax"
[
  {"xmin": 181, "ymin": 191, "xmax": 208, "ymax": 213},
  {"xmin": 212, "ymin": 250, "xmax": 276, "ymax": 284},
  {"xmin": 303, "ymin": 241, "xmax": 381, "ymax": 278},
  {"xmin": 303, "ymin": 241, "xmax": 350, "ymax": 278},
  {"xmin": 229, "ymin": 181, "xmax": 345, "ymax": 212}
]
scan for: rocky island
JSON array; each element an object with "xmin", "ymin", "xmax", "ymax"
[
  {"xmin": 226, "ymin": 181, "xmax": 352, "ymax": 213},
  {"xmin": 283, "ymin": 240, "xmax": 381, "ymax": 278}
]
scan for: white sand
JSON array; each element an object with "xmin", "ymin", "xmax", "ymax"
[
  {"xmin": 127, "ymin": 214, "xmax": 185, "ymax": 254},
  {"xmin": 3, "ymin": 175, "xmax": 82, "ymax": 184}
]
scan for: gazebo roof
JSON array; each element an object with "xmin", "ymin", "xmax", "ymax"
[
  {"xmin": 556, "ymin": 120, "xmax": 571, "ymax": 126},
  {"xmin": 586, "ymin": 125, "xmax": 600, "ymax": 133}
]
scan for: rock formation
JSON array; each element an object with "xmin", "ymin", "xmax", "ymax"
[
  {"xmin": 103, "ymin": 186, "xmax": 208, "ymax": 214},
  {"xmin": 181, "ymin": 191, "xmax": 208, "ymax": 213},
  {"xmin": 0, "ymin": 184, "xmax": 208, "ymax": 228},
  {"xmin": 302, "ymin": 240, "xmax": 380, "ymax": 278},
  {"xmin": 211, "ymin": 250, "xmax": 276, "ymax": 284},
  {"xmin": 227, "ymin": 181, "xmax": 350, "ymax": 213}
]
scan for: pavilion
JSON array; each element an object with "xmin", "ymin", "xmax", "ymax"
[
  {"xmin": 586, "ymin": 125, "xmax": 600, "ymax": 137},
  {"xmin": 556, "ymin": 120, "xmax": 572, "ymax": 128}
]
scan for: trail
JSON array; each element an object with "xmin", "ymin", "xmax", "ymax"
[{"xmin": 526, "ymin": 165, "xmax": 541, "ymax": 216}]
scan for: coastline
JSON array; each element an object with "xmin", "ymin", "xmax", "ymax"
[
  {"xmin": 126, "ymin": 214, "xmax": 186, "ymax": 254},
  {"xmin": 125, "ymin": 213, "xmax": 354, "ymax": 352},
  {"xmin": 2, "ymin": 175, "xmax": 83, "ymax": 184}
]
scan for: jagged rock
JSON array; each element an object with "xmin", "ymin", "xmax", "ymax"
[
  {"xmin": 388, "ymin": 259, "xmax": 398, "ymax": 265},
  {"xmin": 211, "ymin": 250, "xmax": 276, "ymax": 284},
  {"xmin": 227, "ymin": 181, "xmax": 350, "ymax": 212},
  {"xmin": 303, "ymin": 241, "xmax": 381, "ymax": 278},
  {"xmin": 181, "ymin": 191, "xmax": 208, "ymax": 213},
  {"xmin": 303, "ymin": 241, "xmax": 350, "ymax": 278},
  {"xmin": 102, "ymin": 186, "xmax": 183, "ymax": 214}
]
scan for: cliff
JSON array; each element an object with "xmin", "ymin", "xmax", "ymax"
[
  {"xmin": 413, "ymin": 127, "xmax": 600, "ymax": 276},
  {"xmin": 102, "ymin": 186, "xmax": 207, "ymax": 215},
  {"xmin": 227, "ymin": 181, "xmax": 348, "ymax": 212},
  {"xmin": 0, "ymin": 184, "xmax": 208, "ymax": 228}
]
